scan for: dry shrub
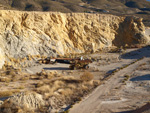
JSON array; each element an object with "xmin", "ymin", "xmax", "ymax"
[
  {"xmin": 0, "ymin": 77, "xmax": 11, "ymax": 83},
  {"xmin": 0, "ymin": 73, "xmax": 6, "ymax": 76},
  {"xmin": 6, "ymin": 70, "xmax": 16, "ymax": 75},
  {"xmin": 0, "ymin": 91, "xmax": 13, "ymax": 98},
  {"xmin": 42, "ymin": 60, "xmax": 46, "ymax": 64},
  {"xmin": 30, "ymin": 74, "xmax": 38, "ymax": 79},
  {"xmin": 49, "ymin": 80, "xmax": 65, "ymax": 93},
  {"xmin": 0, "ymin": 90, "xmax": 20, "ymax": 98},
  {"xmin": 36, "ymin": 78, "xmax": 76, "ymax": 99},
  {"xmin": 20, "ymin": 76, "xmax": 29, "ymax": 81},
  {"xmin": 28, "ymin": 57, "xmax": 32, "ymax": 61},
  {"xmin": 11, "ymin": 74, "xmax": 21, "ymax": 82},
  {"xmin": 2, "ymin": 66, "xmax": 6, "ymax": 71},
  {"xmin": 39, "ymin": 61, "xmax": 42, "ymax": 64},
  {"xmin": 80, "ymin": 72, "xmax": 94, "ymax": 81},
  {"xmin": 14, "ymin": 59, "xmax": 20, "ymax": 64},
  {"xmin": 53, "ymin": 80, "xmax": 65, "ymax": 87},
  {"xmin": 36, "ymin": 82, "xmax": 44, "ymax": 88},
  {"xmin": 37, "ymin": 69, "xmax": 47, "ymax": 76},
  {"xmin": 36, "ymin": 55, "xmax": 41, "ymax": 58},
  {"xmin": 36, "ymin": 70, "xmax": 61, "ymax": 80},
  {"xmin": 93, "ymin": 80, "xmax": 100, "ymax": 86},
  {"xmin": 45, "ymin": 73, "xmax": 53, "ymax": 79},
  {"xmin": 36, "ymin": 85, "xmax": 50, "ymax": 95},
  {"xmin": 67, "ymin": 84, "xmax": 76, "ymax": 89},
  {"xmin": 57, "ymin": 88, "xmax": 73, "ymax": 96},
  {"xmin": 38, "ymin": 76, "xmax": 44, "ymax": 80},
  {"xmin": 11, "ymin": 77, "xmax": 18, "ymax": 82},
  {"xmin": 34, "ymin": 76, "xmax": 98, "ymax": 110},
  {"xmin": 81, "ymin": 84, "xmax": 88, "ymax": 90},
  {"xmin": 16, "ymin": 86, "xmax": 25, "ymax": 89},
  {"xmin": 0, "ymin": 100, "xmax": 34, "ymax": 113}
]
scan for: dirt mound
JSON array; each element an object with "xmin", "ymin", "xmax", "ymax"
[
  {"xmin": 8, "ymin": 92, "xmax": 45, "ymax": 109},
  {"xmin": 0, "ymin": 92, "xmax": 45, "ymax": 113}
]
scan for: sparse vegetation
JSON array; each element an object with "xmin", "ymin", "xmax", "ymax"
[
  {"xmin": 121, "ymin": 74, "xmax": 130, "ymax": 83},
  {"xmin": 17, "ymin": 86, "xmax": 25, "ymax": 89},
  {"xmin": 80, "ymin": 72, "xmax": 94, "ymax": 81},
  {"xmin": 0, "ymin": 45, "xmax": 149, "ymax": 113},
  {"xmin": 0, "ymin": 64, "xmax": 99, "ymax": 112}
]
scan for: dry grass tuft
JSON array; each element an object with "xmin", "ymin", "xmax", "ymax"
[
  {"xmin": 36, "ymin": 82, "xmax": 44, "ymax": 88},
  {"xmin": 36, "ymin": 70, "xmax": 61, "ymax": 80},
  {"xmin": 0, "ymin": 100, "xmax": 34, "ymax": 113},
  {"xmin": 0, "ymin": 77, "xmax": 11, "ymax": 83},
  {"xmin": 0, "ymin": 91, "xmax": 13, "ymax": 98},
  {"xmin": 80, "ymin": 72, "xmax": 94, "ymax": 81},
  {"xmin": 16, "ymin": 86, "xmax": 25, "ymax": 89},
  {"xmin": 20, "ymin": 76, "xmax": 30, "ymax": 81},
  {"xmin": 36, "ymin": 85, "xmax": 51, "ymax": 97},
  {"xmin": 0, "ymin": 90, "xmax": 20, "ymax": 98}
]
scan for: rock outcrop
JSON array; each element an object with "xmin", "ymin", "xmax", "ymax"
[{"xmin": 0, "ymin": 10, "xmax": 149, "ymax": 68}]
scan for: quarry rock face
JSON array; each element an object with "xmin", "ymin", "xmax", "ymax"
[
  {"xmin": 0, "ymin": 10, "xmax": 149, "ymax": 68},
  {"xmin": 113, "ymin": 16, "xmax": 148, "ymax": 46}
]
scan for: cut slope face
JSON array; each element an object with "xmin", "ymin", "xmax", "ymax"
[{"xmin": 0, "ymin": 10, "xmax": 148, "ymax": 68}]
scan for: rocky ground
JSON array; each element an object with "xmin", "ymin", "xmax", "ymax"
[{"xmin": 0, "ymin": 45, "xmax": 150, "ymax": 112}]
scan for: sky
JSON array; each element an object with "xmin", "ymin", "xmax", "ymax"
[{"xmin": 147, "ymin": 0, "xmax": 150, "ymax": 1}]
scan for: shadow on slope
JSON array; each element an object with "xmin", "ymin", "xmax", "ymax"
[{"xmin": 121, "ymin": 46, "xmax": 150, "ymax": 59}]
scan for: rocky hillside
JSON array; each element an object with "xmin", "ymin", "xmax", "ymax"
[
  {"xmin": 0, "ymin": 0, "xmax": 150, "ymax": 14},
  {"xmin": 0, "ymin": 10, "xmax": 149, "ymax": 68}
]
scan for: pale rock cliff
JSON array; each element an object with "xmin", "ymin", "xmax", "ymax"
[{"xmin": 0, "ymin": 10, "xmax": 149, "ymax": 68}]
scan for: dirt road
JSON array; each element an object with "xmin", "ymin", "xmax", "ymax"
[{"xmin": 70, "ymin": 47, "xmax": 150, "ymax": 113}]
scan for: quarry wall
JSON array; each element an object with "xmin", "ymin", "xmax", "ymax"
[{"xmin": 0, "ymin": 10, "xmax": 149, "ymax": 68}]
